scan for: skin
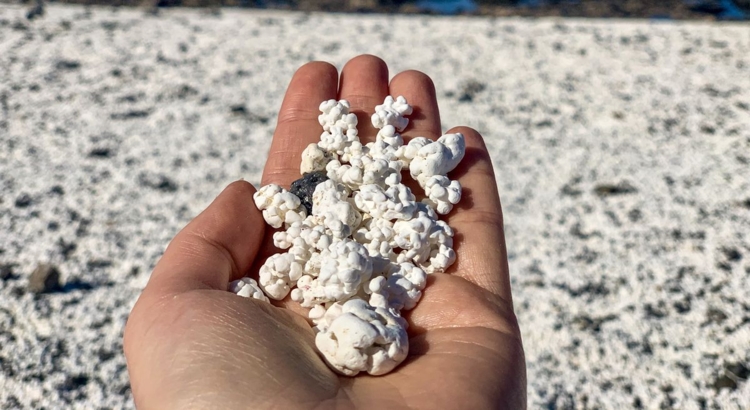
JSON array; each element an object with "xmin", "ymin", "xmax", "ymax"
[{"xmin": 123, "ymin": 55, "xmax": 527, "ymax": 410}]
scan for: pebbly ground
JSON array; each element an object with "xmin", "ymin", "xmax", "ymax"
[{"xmin": 1, "ymin": 4, "xmax": 749, "ymax": 409}]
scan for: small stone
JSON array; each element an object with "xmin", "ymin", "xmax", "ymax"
[
  {"xmin": 458, "ymin": 79, "xmax": 486, "ymax": 103},
  {"xmin": 55, "ymin": 60, "xmax": 81, "ymax": 71},
  {"xmin": 26, "ymin": 1, "xmax": 44, "ymax": 20},
  {"xmin": 138, "ymin": 172, "xmax": 178, "ymax": 192},
  {"xmin": 28, "ymin": 264, "xmax": 61, "ymax": 294},
  {"xmin": 290, "ymin": 171, "xmax": 329, "ymax": 214},
  {"xmin": 0, "ymin": 264, "xmax": 13, "ymax": 280},
  {"xmin": 593, "ymin": 182, "xmax": 637, "ymax": 197},
  {"xmin": 14, "ymin": 194, "xmax": 33, "ymax": 208},
  {"xmin": 88, "ymin": 147, "xmax": 113, "ymax": 158}
]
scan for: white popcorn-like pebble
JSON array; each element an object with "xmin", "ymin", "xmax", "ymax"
[
  {"xmin": 253, "ymin": 184, "xmax": 307, "ymax": 229},
  {"xmin": 272, "ymin": 222, "xmax": 304, "ymax": 249},
  {"xmin": 366, "ymin": 139, "xmax": 400, "ymax": 164},
  {"xmin": 392, "ymin": 206, "xmax": 437, "ymax": 265},
  {"xmin": 319, "ymin": 99, "xmax": 358, "ymax": 132},
  {"xmin": 315, "ymin": 299, "xmax": 409, "ymax": 376},
  {"xmin": 319, "ymin": 126, "xmax": 360, "ymax": 158},
  {"xmin": 300, "ymin": 143, "xmax": 332, "ymax": 174},
  {"xmin": 235, "ymin": 96, "xmax": 467, "ymax": 376},
  {"xmin": 312, "ymin": 180, "xmax": 361, "ymax": 238},
  {"xmin": 353, "ymin": 216, "xmax": 396, "ymax": 260},
  {"xmin": 328, "ymin": 155, "xmax": 400, "ymax": 190},
  {"xmin": 371, "ymin": 96, "xmax": 413, "ymax": 132},
  {"xmin": 395, "ymin": 136, "xmax": 431, "ymax": 168},
  {"xmin": 258, "ymin": 252, "xmax": 304, "ymax": 300},
  {"xmin": 376, "ymin": 125, "xmax": 403, "ymax": 148},
  {"xmin": 423, "ymin": 220, "xmax": 456, "ymax": 273},
  {"xmin": 229, "ymin": 277, "xmax": 270, "ymax": 302},
  {"xmin": 354, "ymin": 183, "xmax": 417, "ymax": 221},
  {"xmin": 422, "ymin": 175, "xmax": 462, "ymax": 215},
  {"xmin": 299, "ymin": 218, "xmax": 334, "ymax": 252},
  {"xmin": 291, "ymin": 239, "xmax": 372, "ymax": 307},
  {"xmin": 353, "ymin": 155, "xmax": 401, "ymax": 187},
  {"xmin": 410, "ymin": 133, "xmax": 466, "ymax": 186},
  {"xmin": 368, "ymin": 262, "xmax": 427, "ymax": 311}
]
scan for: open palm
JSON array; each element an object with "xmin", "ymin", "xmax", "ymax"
[{"xmin": 124, "ymin": 55, "xmax": 526, "ymax": 409}]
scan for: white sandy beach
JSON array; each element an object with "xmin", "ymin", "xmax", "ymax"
[{"xmin": 0, "ymin": 4, "xmax": 749, "ymax": 408}]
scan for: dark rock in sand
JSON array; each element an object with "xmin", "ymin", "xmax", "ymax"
[
  {"xmin": 14, "ymin": 193, "xmax": 33, "ymax": 208},
  {"xmin": 0, "ymin": 264, "xmax": 14, "ymax": 280},
  {"xmin": 26, "ymin": 1, "xmax": 44, "ymax": 20},
  {"xmin": 28, "ymin": 264, "xmax": 62, "ymax": 294},
  {"xmin": 594, "ymin": 182, "xmax": 638, "ymax": 197}
]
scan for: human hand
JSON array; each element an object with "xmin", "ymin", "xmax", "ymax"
[{"xmin": 123, "ymin": 55, "xmax": 526, "ymax": 410}]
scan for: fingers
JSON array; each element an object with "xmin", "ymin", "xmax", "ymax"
[
  {"xmin": 262, "ymin": 61, "xmax": 338, "ymax": 187},
  {"xmin": 263, "ymin": 59, "xmax": 511, "ymax": 303},
  {"xmin": 374, "ymin": 69, "xmax": 510, "ymax": 300},
  {"xmin": 444, "ymin": 127, "xmax": 512, "ymax": 303},
  {"xmin": 337, "ymin": 55, "xmax": 390, "ymax": 143},
  {"xmin": 388, "ymin": 70, "xmax": 442, "ymax": 141},
  {"xmin": 145, "ymin": 180, "xmax": 266, "ymax": 296}
]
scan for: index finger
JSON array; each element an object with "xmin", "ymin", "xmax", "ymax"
[{"xmin": 262, "ymin": 62, "xmax": 338, "ymax": 187}]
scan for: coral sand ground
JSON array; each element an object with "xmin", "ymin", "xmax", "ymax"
[{"xmin": 1, "ymin": 4, "xmax": 749, "ymax": 409}]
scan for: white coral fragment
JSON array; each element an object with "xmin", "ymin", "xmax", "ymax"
[
  {"xmin": 241, "ymin": 96, "xmax": 467, "ymax": 377},
  {"xmin": 319, "ymin": 99, "xmax": 358, "ymax": 132},
  {"xmin": 395, "ymin": 136, "xmax": 431, "ymax": 168},
  {"xmin": 422, "ymin": 175, "xmax": 462, "ymax": 215},
  {"xmin": 315, "ymin": 299, "xmax": 409, "ymax": 376},
  {"xmin": 354, "ymin": 184, "xmax": 416, "ymax": 221},
  {"xmin": 299, "ymin": 219, "xmax": 334, "ymax": 252},
  {"xmin": 229, "ymin": 277, "xmax": 269, "ymax": 302},
  {"xmin": 319, "ymin": 126, "xmax": 361, "ymax": 159},
  {"xmin": 291, "ymin": 239, "xmax": 372, "ymax": 307},
  {"xmin": 312, "ymin": 180, "xmax": 361, "ymax": 238},
  {"xmin": 423, "ymin": 220, "xmax": 456, "ymax": 273},
  {"xmin": 410, "ymin": 133, "xmax": 466, "ymax": 186},
  {"xmin": 353, "ymin": 216, "xmax": 396, "ymax": 260},
  {"xmin": 375, "ymin": 125, "xmax": 403, "ymax": 148},
  {"xmin": 272, "ymin": 221, "xmax": 304, "ymax": 249},
  {"xmin": 371, "ymin": 96, "xmax": 413, "ymax": 132},
  {"xmin": 392, "ymin": 205, "xmax": 436, "ymax": 265},
  {"xmin": 368, "ymin": 262, "xmax": 427, "ymax": 311},
  {"xmin": 253, "ymin": 184, "xmax": 307, "ymax": 229},
  {"xmin": 327, "ymin": 153, "xmax": 401, "ymax": 191},
  {"xmin": 258, "ymin": 252, "xmax": 304, "ymax": 300},
  {"xmin": 300, "ymin": 143, "xmax": 332, "ymax": 174}
]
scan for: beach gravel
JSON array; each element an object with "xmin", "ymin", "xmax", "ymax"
[{"xmin": 0, "ymin": 4, "xmax": 749, "ymax": 409}]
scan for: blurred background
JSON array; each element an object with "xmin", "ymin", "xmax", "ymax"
[
  {"xmin": 8, "ymin": 0, "xmax": 750, "ymax": 18},
  {"xmin": 1, "ymin": 0, "xmax": 749, "ymax": 409}
]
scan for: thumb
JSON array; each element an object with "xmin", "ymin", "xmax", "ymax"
[{"xmin": 145, "ymin": 180, "xmax": 265, "ymax": 296}]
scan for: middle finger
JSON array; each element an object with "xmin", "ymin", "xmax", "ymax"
[{"xmin": 337, "ymin": 55, "xmax": 390, "ymax": 143}]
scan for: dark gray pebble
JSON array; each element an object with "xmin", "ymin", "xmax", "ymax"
[
  {"xmin": 290, "ymin": 171, "xmax": 329, "ymax": 215},
  {"xmin": 138, "ymin": 172, "xmax": 178, "ymax": 192},
  {"xmin": 26, "ymin": 1, "xmax": 44, "ymax": 20},
  {"xmin": 594, "ymin": 182, "xmax": 638, "ymax": 197},
  {"xmin": 0, "ymin": 263, "xmax": 13, "ymax": 280},
  {"xmin": 28, "ymin": 264, "xmax": 61, "ymax": 293},
  {"xmin": 15, "ymin": 193, "xmax": 33, "ymax": 208}
]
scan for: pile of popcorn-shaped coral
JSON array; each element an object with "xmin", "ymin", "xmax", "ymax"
[{"xmin": 230, "ymin": 96, "xmax": 466, "ymax": 376}]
